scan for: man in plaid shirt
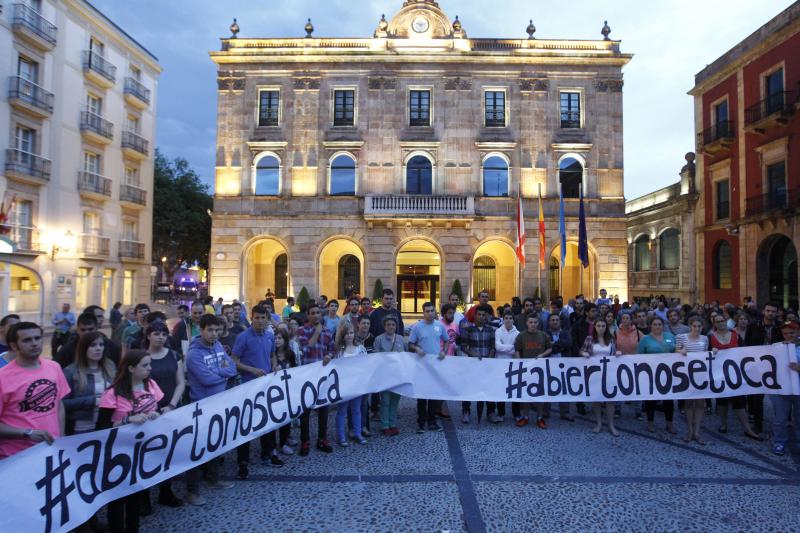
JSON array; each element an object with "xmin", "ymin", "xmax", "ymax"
[
  {"xmin": 296, "ymin": 303, "xmax": 335, "ymax": 455},
  {"xmin": 460, "ymin": 303, "xmax": 496, "ymax": 424}
]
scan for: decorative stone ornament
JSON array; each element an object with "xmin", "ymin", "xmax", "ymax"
[
  {"xmin": 526, "ymin": 19, "xmax": 536, "ymax": 39},
  {"xmin": 601, "ymin": 20, "xmax": 611, "ymax": 40},
  {"xmin": 452, "ymin": 16, "xmax": 461, "ymax": 32},
  {"xmin": 305, "ymin": 18, "xmax": 314, "ymax": 38},
  {"xmin": 412, "ymin": 15, "xmax": 429, "ymax": 33},
  {"xmin": 229, "ymin": 18, "xmax": 239, "ymax": 38}
]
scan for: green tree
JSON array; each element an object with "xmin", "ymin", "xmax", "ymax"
[
  {"xmin": 152, "ymin": 149, "xmax": 213, "ymax": 275},
  {"xmin": 372, "ymin": 279, "xmax": 384, "ymax": 306},
  {"xmin": 297, "ymin": 286, "xmax": 311, "ymax": 310},
  {"xmin": 451, "ymin": 279, "xmax": 465, "ymax": 305}
]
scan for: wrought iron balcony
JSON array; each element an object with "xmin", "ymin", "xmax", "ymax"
[
  {"xmin": 120, "ymin": 183, "xmax": 147, "ymax": 207},
  {"xmin": 77, "ymin": 171, "xmax": 112, "ymax": 198},
  {"xmin": 121, "ymin": 130, "xmax": 149, "ymax": 157},
  {"xmin": 364, "ymin": 195, "xmax": 475, "ymax": 218},
  {"xmin": 697, "ymin": 120, "xmax": 735, "ymax": 154},
  {"xmin": 12, "ymin": 3, "xmax": 57, "ymax": 50},
  {"xmin": 745, "ymin": 187, "xmax": 798, "ymax": 217},
  {"xmin": 8, "ymin": 76, "xmax": 54, "ymax": 117},
  {"xmin": 4, "ymin": 148, "xmax": 51, "ymax": 184},
  {"xmin": 82, "ymin": 50, "xmax": 117, "ymax": 86},
  {"xmin": 3, "ymin": 225, "xmax": 45, "ymax": 254},
  {"xmin": 744, "ymin": 91, "xmax": 796, "ymax": 131},
  {"xmin": 119, "ymin": 240, "xmax": 145, "ymax": 260},
  {"xmin": 78, "ymin": 234, "xmax": 110, "ymax": 257},
  {"xmin": 124, "ymin": 77, "xmax": 151, "ymax": 107},
  {"xmin": 80, "ymin": 110, "xmax": 113, "ymax": 142}
]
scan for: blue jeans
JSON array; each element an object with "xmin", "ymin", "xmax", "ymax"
[
  {"xmin": 337, "ymin": 396, "xmax": 362, "ymax": 442},
  {"xmin": 772, "ymin": 394, "xmax": 800, "ymax": 446},
  {"xmin": 380, "ymin": 391, "xmax": 401, "ymax": 429}
]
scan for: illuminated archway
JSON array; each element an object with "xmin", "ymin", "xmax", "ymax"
[
  {"xmin": 471, "ymin": 239, "xmax": 518, "ymax": 307},
  {"xmin": 244, "ymin": 238, "xmax": 290, "ymax": 308},
  {"xmin": 0, "ymin": 261, "xmax": 43, "ymax": 323},
  {"xmin": 550, "ymin": 242, "xmax": 595, "ymax": 300},
  {"xmin": 396, "ymin": 238, "xmax": 441, "ymax": 314},
  {"xmin": 318, "ymin": 238, "xmax": 365, "ymax": 301}
]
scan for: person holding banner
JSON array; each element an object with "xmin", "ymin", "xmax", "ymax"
[
  {"xmin": 334, "ymin": 323, "xmax": 368, "ymax": 446},
  {"xmin": 63, "ymin": 331, "xmax": 116, "ymax": 436},
  {"xmin": 637, "ymin": 317, "xmax": 677, "ymax": 434},
  {"xmin": 459, "ymin": 304, "xmax": 495, "ymax": 424},
  {"xmin": 676, "ymin": 317, "xmax": 710, "ymax": 445},
  {"xmin": 580, "ymin": 320, "xmax": 619, "ymax": 436},
  {"xmin": 374, "ymin": 315, "xmax": 407, "ymax": 436},
  {"xmin": 514, "ymin": 314, "xmax": 552, "ymax": 427},
  {"xmin": 772, "ymin": 320, "xmax": 800, "ymax": 456},
  {"xmin": 297, "ymin": 303, "xmax": 335, "ymax": 456},
  {"xmin": 409, "ymin": 302, "xmax": 449, "ymax": 432}
]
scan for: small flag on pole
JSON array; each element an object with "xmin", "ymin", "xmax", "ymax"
[
  {"xmin": 538, "ymin": 185, "xmax": 545, "ymax": 269},
  {"xmin": 515, "ymin": 186, "xmax": 526, "ymax": 269}
]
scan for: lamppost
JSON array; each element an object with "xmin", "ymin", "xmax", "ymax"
[{"xmin": 161, "ymin": 256, "xmax": 167, "ymax": 282}]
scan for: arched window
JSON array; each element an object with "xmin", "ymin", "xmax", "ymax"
[
  {"xmin": 559, "ymin": 157, "xmax": 583, "ymax": 199},
  {"xmin": 472, "ymin": 255, "xmax": 496, "ymax": 300},
  {"xmin": 549, "ymin": 256, "xmax": 560, "ymax": 297},
  {"xmin": 713, "ymin": 240, "xmax": 732, "ymax": 289},
  {"xmin": 406, "ymin": 155, "xmax": 432, "ymax": 195},
  {"xmin": 659, "ymin": 228, "xmax": 680, "ymax": 270},
  {"xmin": 338, "ymin": 254, "xmax": 360, "ymax": 299},
  {"xmin": 255, "ymin": 155, "xmax": 280, "ymax": 196},
  {"xmin": 633, "ymin": 235, "xmax": 650, "ymax": 272},
  {"xmin": 330, "ymin": 154, "xmax": 356, "ymax": 196},
  {"xmin": 275, "ymin": 253, "xmax": 288, "ymax": 298},
  {"xmin": 483, "ymin": 155, "xmax": 509, "ymax": 197}
]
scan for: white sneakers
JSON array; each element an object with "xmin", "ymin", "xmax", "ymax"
[{"xmin": 280, "ymin": 444, "xmax": 295, "ymax": 455}]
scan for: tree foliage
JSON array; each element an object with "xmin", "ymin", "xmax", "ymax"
[
  {"xmin": 152, "ymin": 149, "xmax": 213, "ymax": 272},
  {"xmin": 297, "ymin": 286, "xmax": 311, "ymax": 310}
]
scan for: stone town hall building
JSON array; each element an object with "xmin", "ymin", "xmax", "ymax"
[{"xmin": 208, "ymin": 0, "xmax": 631, "ymax": 313}]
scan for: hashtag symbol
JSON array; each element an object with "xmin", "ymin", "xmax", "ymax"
[
  {"xmin": 505, "ymin": 361, "xmax": 527, "ymax": 399},
  {"xmin": 35, "ymin": 449, "xmax": 75, "ymax": 533}
]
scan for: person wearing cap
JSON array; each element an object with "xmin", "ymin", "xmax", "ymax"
[{"xmin": 772, "ymin": 320, "xmax": 800, "ymax": 456}]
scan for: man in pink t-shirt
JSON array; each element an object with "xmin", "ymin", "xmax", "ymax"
[
  {"xmin": 440, "ymin": 304, "xmax": 460, "ymax": 356},
  {"xmin": 0, "ymin": 322, "xmax": 70, "ymax": 459}
]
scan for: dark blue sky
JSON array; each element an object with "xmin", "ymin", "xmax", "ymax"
[{"xmin": 90, "ymin": 0, "xmax": 794, "ymax": 199}]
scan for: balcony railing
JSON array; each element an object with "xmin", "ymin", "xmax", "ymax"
[
  {"xmin": 560, "ymin": 110, "xmax": 581, "ymax": 128},
  {"xmin": 121, "ymin": 131, "xmax": 149, "ymax": 156},
  {"xmin": 745, "ymin": 187, "xmax": 798, "ymax": 217},
  {"xmin": 78, "ymin": 171, "xmax": 112, "ymax": 197},
  {"xmin": 364, "ymin": 195, "xmax": 475, "ymax": 217},
  {"xmin": 79, "ymin": 234, "xmax": 110, "ymax": 256},
  {"xmin": 80, "ymin": 110, "xmax": 113, "ymax": 140},
  {"xmin": 12, "ymin": 3, "xmax": 57, "ymax": 46},
  {"xmin": 120, "ymin": 183, "xmax": 147, "ymax": 206},
  {"xmin": 124, "ymin": 77, "xmax": 151, "ymax": 104},
  {"xmin": 8, "ymin": 76, "xmax": 54, "ymax": 114},
  {"xmin": 82, "ymin": 50, "xmax": 117, "ymax": 84},
  {"xmin": 5, "ymin": 148, "xmax": 51, "ymax": 181},
  {"xmin": 745, "ymin": 91, "xmax": 796, "ymax": 126},
  {"xmin": 3, "ymin": 225, "xmax": 44, "ymax": 253},
  {"xmin": 698, "ymin": 120, "xmax": 735, "ymax": 148},
  {"xmin": 119, "ymin": 240, "xmax": 145, "ymax": 260}
]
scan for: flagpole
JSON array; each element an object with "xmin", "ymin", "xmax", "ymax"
[{"xmin": 579, "ymin": 182, "xmax": 584, "ymax": 297}]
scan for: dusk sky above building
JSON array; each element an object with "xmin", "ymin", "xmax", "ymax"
[{"xmin": 91, "ymin": 0, "xmax": 794, "ymax": 200}]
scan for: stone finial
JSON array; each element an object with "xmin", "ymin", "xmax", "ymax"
[
  {"xmin": 305, "ymin": 18, "xmax": 314, "ymax": 38},
  {"xmin": 601, "ymin": 20, "xmax": 611, "ymax": 40},
  {"xmin": 526, "ymin": 19, "xmax": 536, "ymax": 39},
  {"xmin": 229, "ymin": 18, "xmax": 239, "ymax": 38},
  {"xmin": 452, "ymin": 16, "xmax": 462, "ymax": 32}
]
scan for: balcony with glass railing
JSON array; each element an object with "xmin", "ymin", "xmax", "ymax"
[
  {"xmin": 8, "ymin": 76, "xmax": 54, "ymax": 118},
  {"xmin": 77, "ymin": 171, "xmax": 112, "ymax": 200},
  {"xmin": 80, "ymin": 110, "xmax": 114, "ymax": 144},
  {"xmin": 120, "ymin": 183, "xmax": 147, "ymax": 208},
  {"xmin": 4, "ymin": 148, "xmax": 51, "ymax": 185},
  {"xmin": 82, "ymin": 50, "xmax": 117, "ymax": 88},
  {"xmin": 124, "ymin": 77, "xmax": 151, "ymax": 108},
  {"xmin": 11, "ymin": 3, "xmax": 57, "ymax": 50},
  {"xmin": 121, "ymin": 130, "xmax": 149, "ymax": 159}
]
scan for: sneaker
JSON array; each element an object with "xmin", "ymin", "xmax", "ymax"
[
  {"xmin": 347, "ymin": 429, "xmax": 355, "ymax": 440},
  {"xmin": 268, "ymin": 455, "xmax": 285, "ymax": 467},
  {"xmin": 437, "ymin": 411, "xmax": 452, "ymax": 419},
  {"xmin": 316, "ymin": 439, "xmax": 334, "ymax": 453},
  {"xmin": 536, "ymin": 418, "xmax": 547, "ymax": 430},
  {"xmin": 185, "ymin": 492, "xmax": 206, "ymax": 506},
  {"xmin": 462, "ymin": 413, "xmax": 470, "ymax": 424},
  {"xmin": 382, "ymin": 428, "xmax": 393, "ymax": 437},
  {"xmin": 516, "ymin": 417, "xmax": 529, "ymax": 427},
  {"xmin": 279, "ymin": 444, "xmax": 295, "ymax": 455},
  {"xmin": 287, "ymin": 436, "xmax": 299, "ymax": 446},
  {"xmin": 299, "ymin": 441, "xmax": 311, "ymax": 456},
  {"xmin": 207, "ymin": 480, "xmax": 235, "ymax": 490},
  {"xmin": 428, "ymin": 421, "xmax": 443, "ymax": 432},
  {"xmin": 417, "ymin": 422, "xmax": 426, "ymax": 434},
  {"xmin": 356, "ymin": 436, "xmax": 368, "ymax": 445},
  {"xmin": 237, "ymin": 464, "xmax": 249, "ymax": 480},
  {"xmin": 772, "ymin": 443, "xmax": 786, "ymax": 456},
  {"xmin": 389, "ymin": 427, "xmax": 400, "ymax": 436},
  {"xmin": 338, "ymin": 440, "xmax": 350, "ymax": 447},
  {"xmin": 361, "ymin": 427, "xmax": 371, "ymax": 437}
]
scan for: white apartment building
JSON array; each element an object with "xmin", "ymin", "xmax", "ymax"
[{"xmin": 0, "ymin": 0, "xmax": 160, "ymax": 324}]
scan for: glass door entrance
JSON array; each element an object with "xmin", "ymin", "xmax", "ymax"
[{"xmin": 398, "ymin": 275, "xmax": 439, "ymax": 314}]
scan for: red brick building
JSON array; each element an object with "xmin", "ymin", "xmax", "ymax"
[{"xmin": 691, "ymin": 1, "xmax": 799, "ymax": 309}]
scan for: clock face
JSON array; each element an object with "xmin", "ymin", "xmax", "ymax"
[{"xmin": 412, "ymin": 16, "xmax": 429, "ymax": 33}]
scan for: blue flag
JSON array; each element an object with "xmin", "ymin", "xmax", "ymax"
[
  {"xmin": 558, "ymin": 189, "xmax": 566, "ymax": 266},
  {"xmin": 578, "ymin": 184, "xmax": 589, "ymax": 268}
]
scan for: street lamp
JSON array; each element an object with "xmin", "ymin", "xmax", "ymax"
[
  {"xmin": 161, "ymin": 256, "xmax": 167, "ymax": 282},
  {"xmin": 50, "ymin": 230, "xmax": 75, "ymax": 260}
]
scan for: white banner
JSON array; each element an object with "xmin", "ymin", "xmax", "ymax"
[{"xmin": 0, "ymin": 344, "xmax": 797, "ymax": 532}]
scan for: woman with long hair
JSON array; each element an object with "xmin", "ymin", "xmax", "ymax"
[
  {"xmin": 637, "ymin": 316, "xmax": 677, "ymax": 434},
  {"xmin": 63, "ymin": 331, "xmax": 116, "ymax": 435},
  {"xmin": 733, "ymin": 312, "xmax": 749, "ymax": 344},
  {"xmin": 676, "ymin": 316, "xmax": 709, "ymax": 444},
  {"xmin": 580, "ymin": 320, "xmax": 619, "ymax": 436},
  {"xmin": 272, "ymin": 328, "xmax": 298, "ymax": 454},
  {"xmin": 334, "ymin": 322, "xmax": 367, "ymax": 446}
]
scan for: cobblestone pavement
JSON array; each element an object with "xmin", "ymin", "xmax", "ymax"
[{"xmin": 141, "ymin": 398, "xmax": 799, "ymax": 533}]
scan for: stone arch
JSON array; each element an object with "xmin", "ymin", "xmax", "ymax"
[
  {"xmin": 471, "ymin": 238, "xmax": 518, "ymax": 307},
  {"xmin": 241, "ymin": 236, "xmax": 291, "ymax": 308},
  {"xmin": 316, "ymin": 236, "xmax": 367, "ymax": 301},
  {"xmin": 757, "ymin": 233, "xmax": 798, "ymax": 309}
]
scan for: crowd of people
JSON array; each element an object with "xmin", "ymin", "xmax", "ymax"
[{"xmin": 0, "ymin": 288, "xmax": 798, "ymax": 532}]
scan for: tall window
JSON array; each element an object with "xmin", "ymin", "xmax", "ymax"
[
  {"xmin": 549, "ymin": 256, "xmax": 560, "ymax": 297},
  {"xmin": 484, "ymin": 91, "xmax": 506, "ymax": 127},
  {"xmin": 483, "ymin": 155, "xmax": 509, "ymax": 197},
  {"xmin": 714, "ymin": 100, "xmax": 731, "ymax": 138},
  {"xmin": 560, "ymin": 91, "xmax": 581, "ymax": 128},
  {"xmin": 10, "ymin": 200, "xmax": 32, "ymax": 249},
  {"xmin": 275, "ymin": 253, "xmax": 288, "ymax": 298},
  {"xmin": 406, "ymin": 155, "xmax": 432, "ymax": 195},
  {"xmin": 126, "ymin": 114, "xmax": 140, "ymax": 133},
  {"xmin": 76, "ymin": 268, "xmax": 91, "ymax": 310},
  {"xmin": 767, "ymin": 162, "xmax": 787, "ymax": 209},
  {"xmin": 473, "ymin": 256, "xmax": 496, "ymax": 300},
  {"xmin": 338, "ymin": 254, "xmax": 360, "ymax": 299},
  {"xmin": 330, "ymin": 154, "xmax": 356, "ymax": 196},
  {"xmin": 124, "ymin": 166, "xmax": 139, "ymax": 186},
  {"xmin": 255, "ymin": 155, "xmax": 280, "ymax": 195},
  {"xmin": 17, "ymin": 56, "xmax": 38, "ymax": 83},
  {"xmin": 89, "ymin": 38, "xmax": 104, "ymax": 56},
  {"xmin": 713, "ymin": 240, "xmax": 732, "ymax": 289},
  {"xmin": 83, "ymin": 152, "xmax": 100, "ymax": 174},
  {"xmin": 634, "ymin": 235, "xmax": 650, "ymax": 271},
  {"xmin": 559, "ymin": 157, "xmax": 583, "ymax": 198},
  {"xmin": 82, "ymin": 211, "xmax": 100, "ymax": 234},
  {"xmin": 258, "ymin": 90, "xmax": 280, "ymax": 127},
  {"xmin": 765, "ymin": 68, "xmax": 784, "ymax": 114},
  {"xmin": 333, "ymin": 90, "xmax": 355, "ymax": 126},
  {"xmin": 659, "ymin": 229, "xmax": 680, "ymax": 270},
  {"xmin": 409, "ymin": 90, "xmax": 431, "ymax": 126},
  {"xmin": 129, "ymin": 65, "xmax": 141, "ymax": 81},
  {"xmin": 716, "ymin": 179, "xmax": 730, "ymax": 220},
  {"xmin": 86, "ymin": 93, "xmax": 102, "ymax": 115},
  {"xmin": 15, "ymin": 125, "xmax": 35, "ymax": 153},
  {"xmin": 122, "ymin": 220, "xmax": 137, "ymax": 241},
  {"xmin": 123, "ymin": 270, "xmax": 135, "ymax": 305}
]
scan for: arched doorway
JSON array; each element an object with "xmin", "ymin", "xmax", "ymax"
[
  {"xmin": 318, "ymin": 239, "xmax": 365, "ymax": 301},
  {"xmin": 0, "ymin": 261, "xmax": 43, "ymax": 323},
  {"xmin": 472, "ymin": 240, "xmax": 518, "ymax": 307},
  {"xmin": 550, "ymin": 242, "xmax": 594, "ymax": 300},
  {"xmin": 757, "ymin": 235, "xmax": 798, "ymax": 310},
  {"xmin": 245, "ymin": 238, "xmax": 290, "ymax": 308},
  {"xmin": 396, "ymin": 239, "xmax": 440, "ymax": 314}
]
